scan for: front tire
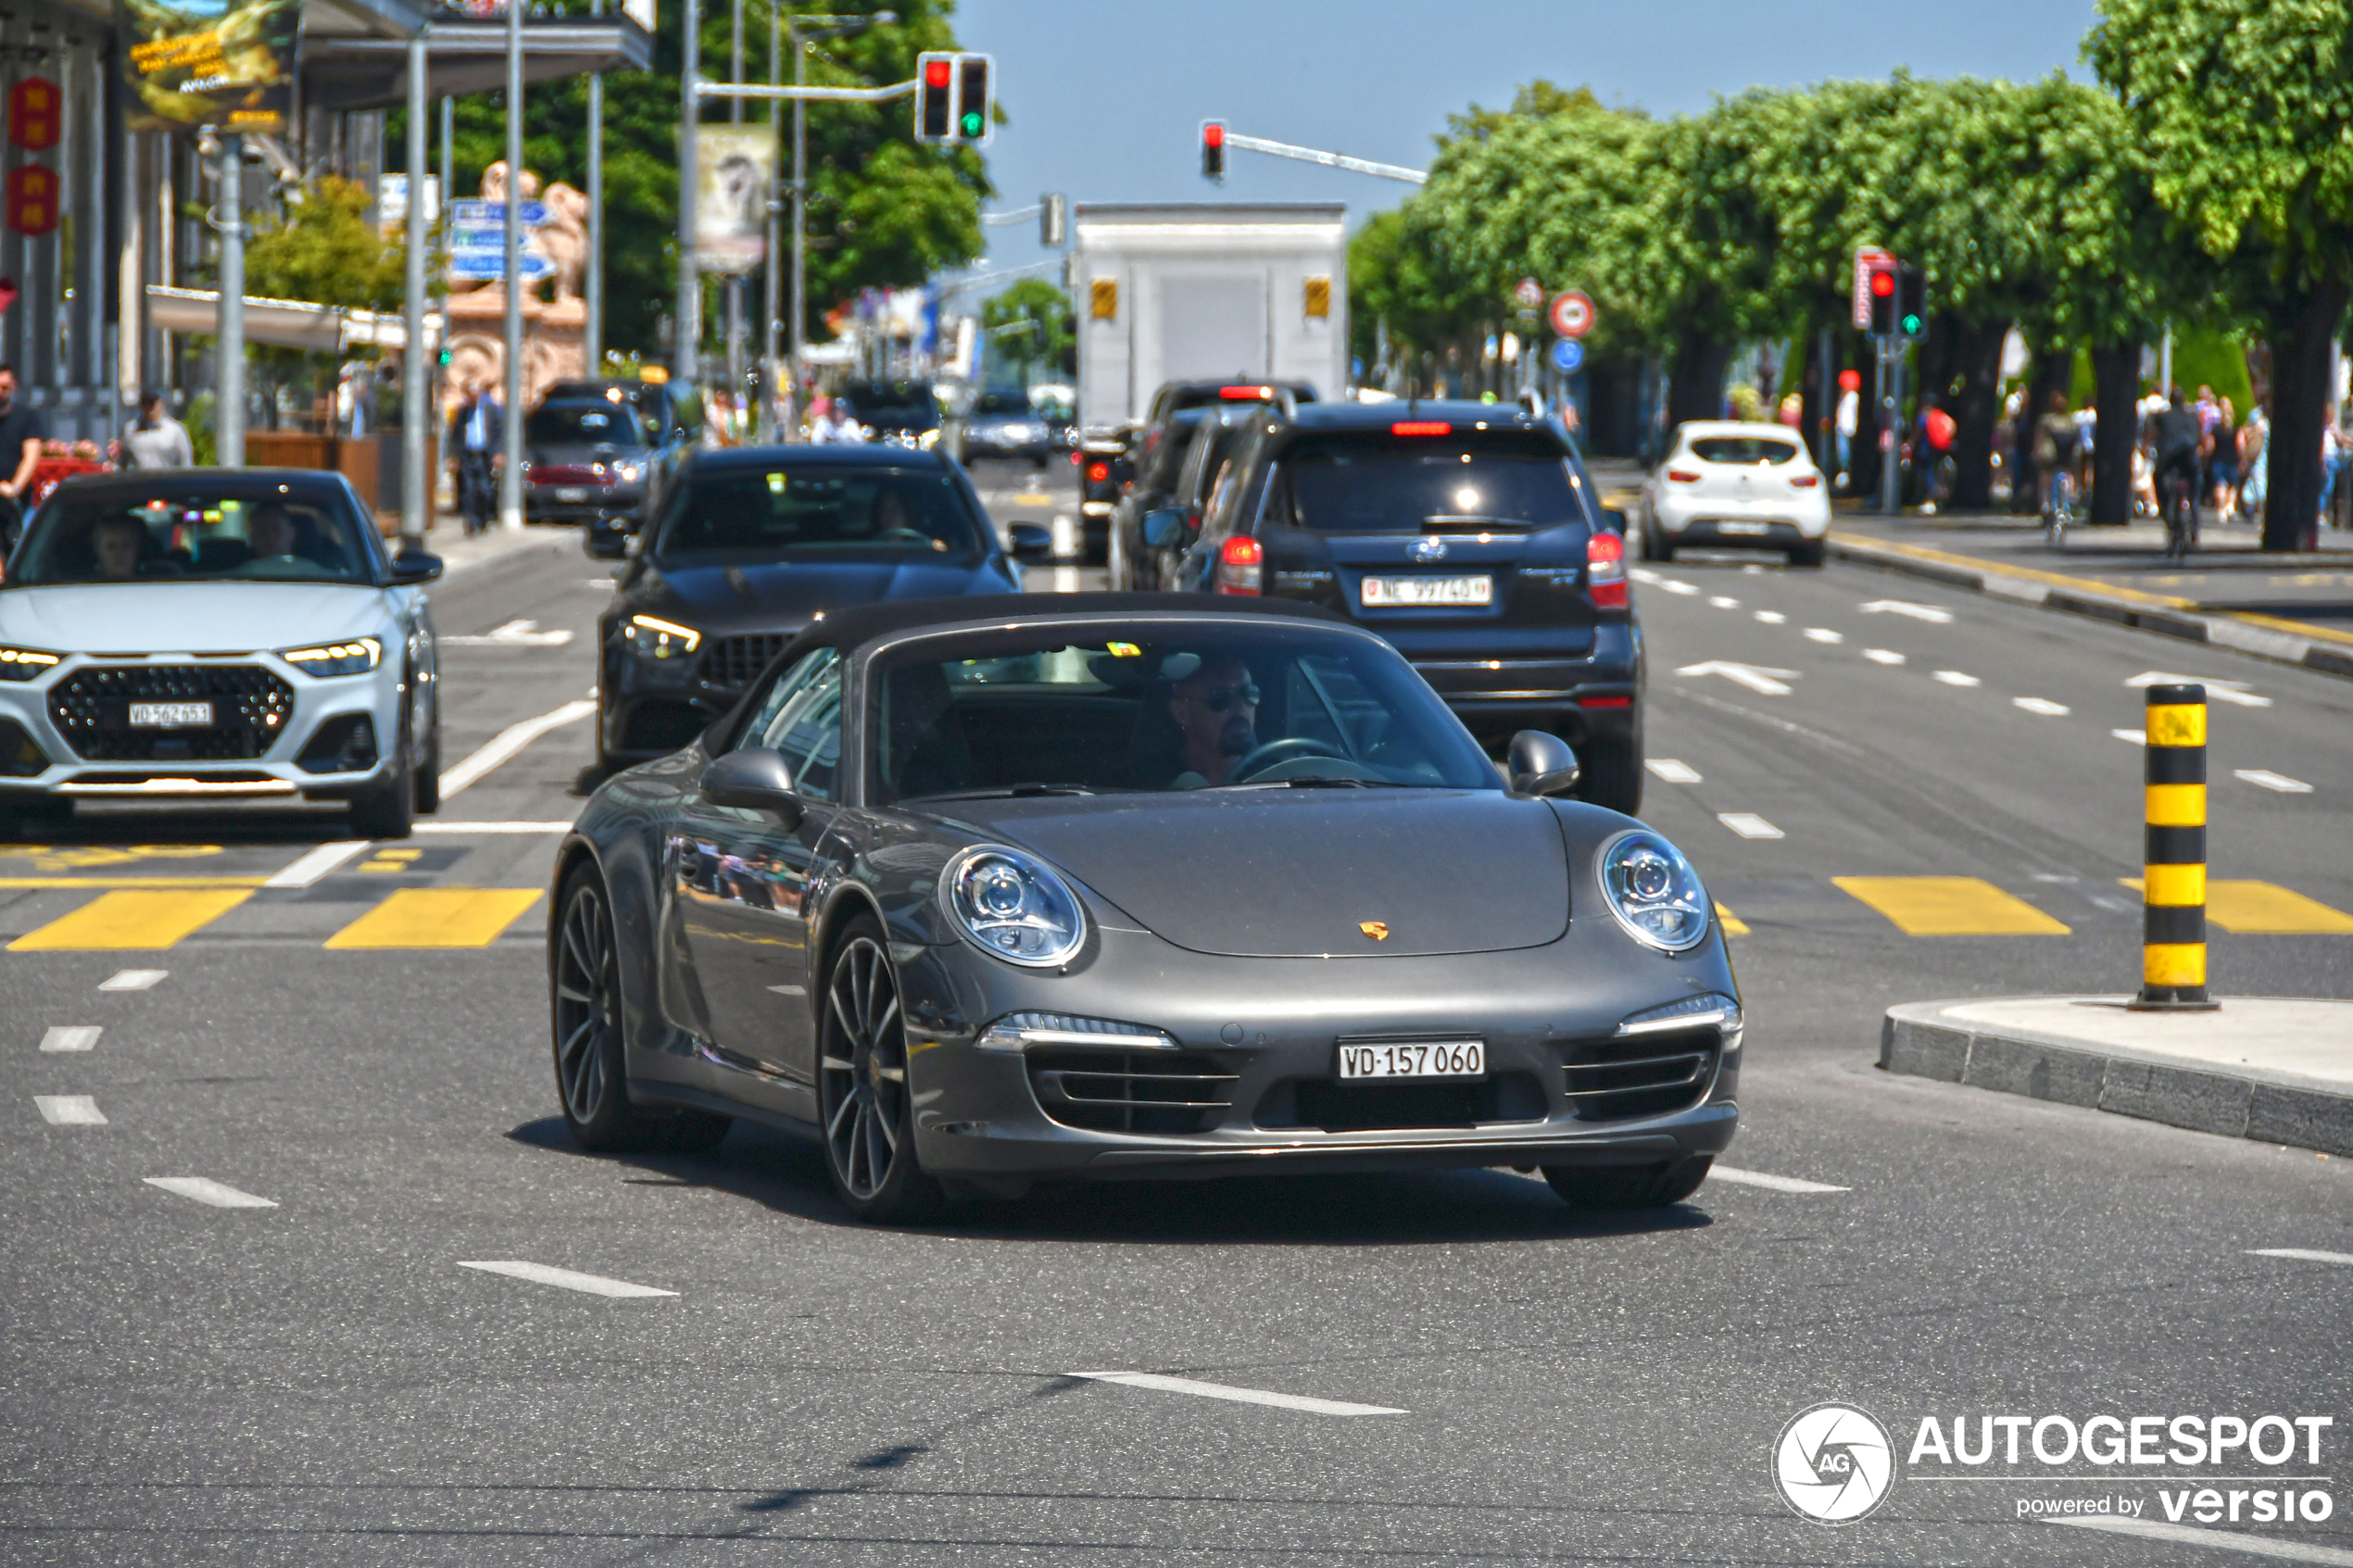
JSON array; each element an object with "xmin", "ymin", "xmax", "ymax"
[
  {"xmin": 412, "ymin": 709, "xmax": 442, "ymax": 816},
  {"xmin": 818, "ymin": 917, "xmax": 946, "ymax": 1224},
  {"xmin": 1544, "ymin": 1156, "xmax": 1711, "ymax": 1210}
]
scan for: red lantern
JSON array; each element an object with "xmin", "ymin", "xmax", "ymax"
[
  {"xmin": 7, "ymin": 165, "xmax": 59, "ymax": 235},
  {"xmin": 8, "ymin": 78, "xmax": 58, "ymax": 152}
]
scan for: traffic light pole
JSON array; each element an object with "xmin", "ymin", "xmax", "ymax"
[
  {"xmin": 1879, "ymin": 333, "xmax": 1903, "ymax": 516},
  {"xmin": 1213, "ymin": 129, "xmax": 1427, "ymax": 185}
]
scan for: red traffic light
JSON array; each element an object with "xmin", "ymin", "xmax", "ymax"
[
  {"xmin": 1203, "ymin": 123, "xmax": 1225, "ymax": 148},
  {"xmin": 925, "ymin": 58, "xmax": 952, "ymax": 89},
  {"xmin": 1870, "ymin": 271, "xmax": 1894, "ymax": 296}
]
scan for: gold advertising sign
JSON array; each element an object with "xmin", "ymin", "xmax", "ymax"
[{"xmin": 120, "ymin": 0, "xmax": 301, "ymax": 133}]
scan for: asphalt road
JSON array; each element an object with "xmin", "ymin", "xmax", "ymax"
[{"xmin": 5, "ymin": 467, "xmax": 2349, "ymax": 1566}]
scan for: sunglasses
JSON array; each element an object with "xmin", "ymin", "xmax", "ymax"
[{"xmin": 1192, "ymin": 682, "xmax": 1260, "ymax": 712}]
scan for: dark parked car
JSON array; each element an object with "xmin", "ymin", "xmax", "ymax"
[
  {"xmin": 1150, "ymin": 400, "xmax": 1644, "ymax": 812},
  {"xmin": 591, "ymin": 446, "xmax": 1046, "ymax": 772},
  {"xmin": 958, "ymin": 389, "xmax": 1057, "ymax": 465},
  {"xmin": 1111, "ymin": 403, "xmax": 1252, "ymax": 592},
  {"xmin": 838, "ymin": 381, "xmax": 941, "ymax": 450},
  {"xmin": 1108, "ymin": 380, "xmax": 1317, "ymax": 571},
  {"xmin": 549, "ymin": 594, "xmax": 1739, "ymax": 1223}
]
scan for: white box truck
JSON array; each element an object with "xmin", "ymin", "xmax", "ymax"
[{"xmin": 1072, "ymin": 202, "xmax": 1349, "ymax": 428}]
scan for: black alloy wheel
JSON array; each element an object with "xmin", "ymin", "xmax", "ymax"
[
  {"xmin": 552, "ymin": 864, "xmax": 728, "ymax": 1153},
  {"xmin": 818, "ymin": 919, "xmax": 945, "ymax": 1223}
]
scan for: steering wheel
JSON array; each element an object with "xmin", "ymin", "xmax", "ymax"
[{"xmin": 1228, "ymin": 735, "xmax": 1345, "ymax": 783}]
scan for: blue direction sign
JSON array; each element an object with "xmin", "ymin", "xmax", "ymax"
[
  {"xmin": 448, "ymin": 249, "xmax": 554, "ymax": 282},
  {"xmin": 1550, "ymin": 338, "xmax": 1585, "ymax": 373},
  {"xmin": 448, "ymin": 199, "xmax": 548, "ymax": 228}
]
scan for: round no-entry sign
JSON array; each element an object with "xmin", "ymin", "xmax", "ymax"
[{"xmin": 1549, "ymin": 290, "xmax": 1595, "ymax": 339}]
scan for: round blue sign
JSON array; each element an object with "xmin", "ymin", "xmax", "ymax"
[{"xmin": 1550, "ymin": 338, "xmax": 1585, "ymax": 373}]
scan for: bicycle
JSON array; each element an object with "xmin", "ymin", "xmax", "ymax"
[
  {"xmin": 2043, "ymin": 468, "xmax": 2078, "ymax": 548},
  {"xmin": 2158, "ymin": 463, "xmax": 2198, "ymax": 563}
]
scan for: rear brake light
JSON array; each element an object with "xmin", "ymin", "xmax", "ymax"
[
  {"xmin": 1666, "ymin": 470, "xmax": 1700, "ymax": 483},
  {"xmin": 1390, "ymin": 420, "xmax": 1451, "ymax": 436},
  {"xmin": 1215, "ymin": 534, "xmax": 1263, "ymax": 596},
  {"xmin": 1087, "ymin": 462, "xmax": 1110, "ymax": 483},
  {"xmin": 1587, "ymin": 530, "xmax": 1627, "ymax": 609},
  {"xmin": 1220, "ymin": 385, "xmax": 1273, "ymax": 400},
  {"xmin": 1790, "ymin": 473, "xmax": 1820, "ymax": 488},
  {"xmin": 1579, "ymin": 694, "xmax": 1633, "ymax": 709}
]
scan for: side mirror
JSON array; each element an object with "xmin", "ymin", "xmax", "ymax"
[
  {"xmin": 1006, "ymin": 521, "xmax": 1054, "ymax": 561},
  {"xmin": 699, "ymin": 746, "xmax": 805, "ymax": 827},
  {"xmin": 1507, "ymin": 729, "xmax": 1581, "ymax": 797},
  {"xmin": 1600, "ymin": 507, "xmax": 1629, "ymax": 536},
  {"xmin": 390, "ymin": 551, "xmax": 443, "ymax": 583},
  {"xmin": 1141, "ymin": 507, "xmax": 1188, "ymax": 550},
  {"xmin": 584, "ymin": 525, "xmax": 629, "ymax": 561}
]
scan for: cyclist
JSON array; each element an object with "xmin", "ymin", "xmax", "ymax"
[
  {"xmin": 2148, "ymin": 387, "xmax": 2205, "ymax": 556},
  {"xmin": 2034, "ymin": 392, "xmax": 2078, "ymax": 516}
]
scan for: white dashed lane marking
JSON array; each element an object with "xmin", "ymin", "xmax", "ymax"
[
  {"xmin": 35, "ymin": 1096, "xmax": 107, "ymax": 1125},
  {"xmin": 1646, "ymin": 759, "xmax": 1703, "ymax": 784},
  {"xmin": 2236, "ymin": 771, "xmax": 2314, "ymax": 795},
  {"xmin": 2044, "ymin": 1514, "xmax": 2353, "ymax": 1564},
  {"xmin": 1933, "ymin": 671, "xmax": 1981, "ymax": 687},
  {"xmin": 1718, "ymin": 813, "xmax": 1784, "ymax": 841},
  {"xmin": 263, "ymin": 841, "xmax": 371, "ymax": 889},
  {"xmin": 2013, "ymin": 696, "xmax": 2070, "ymax": 717},
  {"xmin": 1755, "ymin": 609, "xmax": 1787, "ymax": 624},
  {"xmin": 2248, "ymin": 1248, "xmax": 2353, "ymax": 1267},
  {"xmin": 39, "ymin": 1026, "xmax": 99, "ymax": 1052},
  {"xmin": 145, "ymin": 1177, "xmax": 278, "ymax": 1210},
  {"xmin": 1863, "ymin": 648, "xmax": 1906, "ymax": 665},
  {"xmin": 1711, "ymin": 1166, "xmax": 1851, "ymax": 1195},
  {"xmin": 1803, "ymin": 627, "xmax": 1843, "ymax": 644},
  {"xmin": 2113, "ymin": 728, "xmax": 2147, "ymax": 745},
  {"xmin": 1707, "ymin": 596, "xmax": 1740, "ymax": 608},
  {"xmin": 458, "ymin": 1261, "xmax": 677, "ymax": 1298},
  {"xmin": 99, "ymin": 970, "xmax": 166, "ymax": 992},
  {"xmin": 2127, "ymin": 671, "xmax": 2271, "ymax": 708},
  {"xmin": 1860, "ymin": 599, "xmax": 1953, "ymax": 623},
  {"xmin": 1070, "ymin": 1372, "xmax": 1405, "ymax": 1418},
  {"xmin": 1658, "ymin": 579, "xmax": 1700, "ymax": 596}
]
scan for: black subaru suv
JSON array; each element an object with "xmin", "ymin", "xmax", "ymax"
[{"xmin": 1151, "ymin": 400, "xmax": 1642, "ymax": 811}]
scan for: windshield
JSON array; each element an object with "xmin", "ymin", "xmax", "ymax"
[
  {"xmin": 971, "ymin": 392, "xmax": 1032, "ymax": 417},
  {"xmin": 654, "ymin": 464, "xmax": 985, "ymax": 559},
  {"xmin": 526, "ymin": 403, "xmax": 650, "ymax": 447},
  {"xmin": 1690, "ymin": 435, "xmax": 1799, "ymax": 465},
  {"xmin": 1265, "ymin": 432, "xmax": 1583, "ymax": 533},
  {"xmin": 7, "ymin": 484, "xmax": 378, "ymax": 586},
  {"xmin": 872, "ymin": 626, "xmax": 1497, "ymax": 801},
  {"xmin": 842, "ymin": 384, "xmax": 937, "ymax": 431}
]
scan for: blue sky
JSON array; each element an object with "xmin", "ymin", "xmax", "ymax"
[{"xmin": 954, "ymin": 0, "xmax": 2100, "ymax": 282}]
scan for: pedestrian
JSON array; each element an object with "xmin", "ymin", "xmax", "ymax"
[
  {"xmin": 2207, "ymin": 396, "xmax": 2239, "ymax": 523},
  {"xmin": 808, "ymin": 400, "xmax": 863, "ymax": 445},
  {"xmin": 2237, "ymin": 402, "xmax": 2268, "ymax": 523},
  {"xmin": 2033, "ymin": 392, "xmax": 2077, "ymax": 514},
  {"xmin": 0, "ymin": 361, "xmax": 49, "ymax": 561},
  {"xmin": 2320, "ymin": 413, "xmax": 2345, "ymax": 535},
  {"xmin": 447, "ymin": 380, "xmax": 502, "ymax": 535},
  {"xmin": 1834, "ymin": 370, "xmax": 1859, "ymax": 485},
  {"xmin": 120, "ymin": 391, "xmax": 194, "ymax": 471}
]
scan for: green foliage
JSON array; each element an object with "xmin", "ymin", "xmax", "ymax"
[
  {"xmin": 390, "ymin": 0, "xmax": 988, "ymax": 361},
  {"xmin": 979, "ymin": 277, "xmax": 1073, "ymax": 381},
  {"xmin": 245, "ymin": 176, "xmax": 406, "ymax": 310}
]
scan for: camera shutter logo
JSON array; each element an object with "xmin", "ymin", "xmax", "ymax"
[{"xmin": 1774, "ymin": 1404, "xmax": 1896, "ymax": 1524}]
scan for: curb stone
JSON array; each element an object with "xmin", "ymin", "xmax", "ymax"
[
  {"xmin": 1827, "ymin": 533, "xmax": 2353, "ymax": 682},
  {"xmin": 1881, "ymin": 999, "xmax": 2353, "ymax": 1157}
]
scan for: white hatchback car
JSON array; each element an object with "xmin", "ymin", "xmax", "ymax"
[{"xmin": 1640, "ymin": 421, "xmax": 1831, "ymax": 567}]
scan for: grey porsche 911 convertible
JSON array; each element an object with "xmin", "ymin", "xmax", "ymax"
[{"xmin": 549, "ymin": 594, "xmax": 1741, "ymax": 1223}]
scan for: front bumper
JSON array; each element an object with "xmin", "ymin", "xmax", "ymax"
[
  {"xmin": 526, "ymin": 483, "xmax": 647, "ymax": 526},
  {"xmin": 0, "ymin": 649, "xmax": 409, "ymax": 804}
]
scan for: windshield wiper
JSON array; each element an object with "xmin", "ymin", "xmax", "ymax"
[
  {"xmin": 1215, "ymin": 776, "xmax": 1384, "ymax": 790},
  {"xmin": 912, "ymin": 782, "xmax": 1099, "ymax": 800}
]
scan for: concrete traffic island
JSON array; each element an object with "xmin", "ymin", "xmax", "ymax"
[{"xmin": 1882, "ymin": 997, "xmax": 2353, "ymax": 1156}]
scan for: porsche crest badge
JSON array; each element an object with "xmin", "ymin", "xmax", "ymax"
[{"xmin": 1359, "ymin": 921, "xmax": 1389, "ymax": 941}]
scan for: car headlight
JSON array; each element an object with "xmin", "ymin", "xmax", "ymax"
[
  {"xmin": 278, "ymin": 636, "xmax": 382, "ymax": 677},
  {"xmin": 941, "ymin": 845, "xmax": 1087, "ymax": 967},
  {"xmin": 622, "ymin": 614, "xmax": 701, "ymax": 660},
  {"xmin": 0, "ymin": 646, "xmax": 62, "ymax": 682},
  {"xmin": 918, "ymin": 429, "xmax": 941, "ymax": 450},
  {"xmin": 1596, "ymin": 829, "xmax": 1712, "ymax": 952},
  {"xmin": 613, "ymin": 461, "xmax": 646, "ymax": 483}
]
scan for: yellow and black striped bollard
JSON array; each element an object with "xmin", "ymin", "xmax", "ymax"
[{"xmin": 2133, "ymin": 682, "xmax": 2217, "ymax": 1011}]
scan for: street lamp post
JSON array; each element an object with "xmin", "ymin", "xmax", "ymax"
[
  {"xmin": 786, "ymin": 14, "xmax": 892, "ymax": 443},
  {"xmin": 585, "ymin": 0, "xmax": 603, "ymax": 371},
  {"xmin": 674, "ymin": 0, "xmax": 700, "ymax": 384},
  {"xmin": 401, "ymin": 35, "xmax": 430, "ymax": 551},
  {"xmin": 215, "ymin": 132, "xmax": 245, "ymax": 468},
  {"xmin": 499, "ymin": 0, "xmax": 524, "ymax": 531}
]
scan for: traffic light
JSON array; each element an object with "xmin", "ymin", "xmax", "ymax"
[
  {"xmin": 913, "ymin": 53, "xmax": 992, "ymax": 144},
  {"xmin": 1867, "ymin": 265, "xmax": 1896, "ymax": 336},
  {"xmin": 1201, "ymin": 119, "xmax": 1226, "ymax": 182},
  {"xmin": 1898, "ymin": 265, "xmax": 1927, "ymax": 339},
  {"xmin": 1039, "ymin": 192, "xmax": 1066, "ymax": 248}
]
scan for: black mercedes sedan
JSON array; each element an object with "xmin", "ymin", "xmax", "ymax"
[
  {"xmin": 590, "ymin": 446, "xmax": 1046, "ymax": 772},
  {"xmin": 549, "ymin": 595, "xmax": 1740, "ymax": 1223}
]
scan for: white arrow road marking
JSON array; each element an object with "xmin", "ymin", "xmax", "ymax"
[
  {"xmin": 2044, "ymin": 1514, "xmax": 2353, "ymax": 1564},
  {"xmin": 2125, "ymin": 671, "xmax": 2271, "ymax": 707},
  {"xmin": 1717, "ymin": 813, "xmax": 1784, "ymax": 840},
  {"xmin": 35, "ymin": 1096, "xmax": 106, "ymax": 1125},
  {"xmin": 2235, "ymin": 770, "xmax": 2313, "ymax": 794},
  {"xmin": 1069, "ymin": 1372, "xmax": 1403, "ymax": 1417},
  {"xmin": 263, "ymin": 841, "xmax": 371, "ymax": 888},
  {"xmin": 1862, "ymin": 648, "xmax": 1906, "ymax": 665},
  {"xmin": 1803, "ymin": 627, "xmax": 1843, "ymax": 644},
  {"xmin": 145, "ymin": 1177, "xmax": 277, "ymax": 1209},
  {"xmin": 1677, "ymin": 660, "xmax": 1798, "ymax": 696},
  {"xmin": 99, "ymin": 970, "xmax": 167, "ymax": 992},
  {"xmin": 458, "ymin": 1261, "xmax": 676, "ymax": 1298},
  {"xmin": 440, "ymin": 699, "xmax": 599, "ymax": 798},
  {"xmin": 2013, "ymin": 696, "xmax": 2070, "ymax": 716},
  {"xmin": 39, "ymin": 1027, "xmax": 99, "ymax": 1052},
  {"xmin": 1754, "ymin": 609, "xmax": 1787, "ymax": 624},
  {"xmin": 1933, "ymin": 671, "xmax": 1981, "ymax": 687},
  {"xmin": 1860, "ymin": 599, "xmax": 1954, "ymax": 623},
  {"xmin": 2248, "ymin": 1248, "xmax": 2353, "ymax": 1266},
  {"xmin": 1712, "ymin": 1166, "xmax": 1849, "ymax": 1194},
  {"xmin": 440, "ymin": 618, "xmax": 575, "ymax": 647},
  {"xmin": 1646, "ymin": 759, "xmax": 1702, "ymax": 784}
]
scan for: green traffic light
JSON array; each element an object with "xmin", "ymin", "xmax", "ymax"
[{"xmin": 960, "ymin": 111, "xmax": 982, "ymax": 137}]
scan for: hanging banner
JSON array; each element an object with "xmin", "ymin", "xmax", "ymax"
[
  {"xmin": 693, "ymin": 124, "xmax": 774, "ymax": 275},
  {"xmin": 119, "ymin": 0, "xmax": 301, "ymax": 133}
]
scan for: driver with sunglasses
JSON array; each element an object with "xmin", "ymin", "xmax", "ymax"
[{"xmin": 1165, "ymin": 653, "xmax": 1261, "ymax": 788}]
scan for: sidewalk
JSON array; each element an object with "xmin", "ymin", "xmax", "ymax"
[
  {"xmin": 1882, "ymin": 996, "xmax": 2353, "ymax": 1156},
  {"xmin": 380, "ymin": 514, "xmax": 576, "ymax": 578}
]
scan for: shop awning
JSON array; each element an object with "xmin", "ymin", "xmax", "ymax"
[
  {"xmin": 147, "ymin": 285, "xmax": 443, "ymax": 354},
  {"xmin": 301, "ymin": 16, "xmax": 654, "ymax": 111}
]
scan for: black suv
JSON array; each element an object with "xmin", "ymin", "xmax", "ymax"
[
  {"xmin": 1108, "ymin": 379, "xmax": 1316, "ymax": 582},
  {"xmin": 1150, "ymin": 400, "xmax": 1642, "ymax": 811}
]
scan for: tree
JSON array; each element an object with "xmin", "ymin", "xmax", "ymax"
[
  {"xmin": 234, "ymin": 175, "xmax": 406, "ymax": 425},
  {"xmin": 2089, "ymin": 0, "xmax": 2353, "ymax": 549},
  {"xmin": 980, "ymin": 278, "xmax": 1073, "ymax": 383}
]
